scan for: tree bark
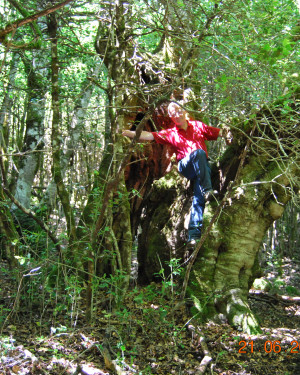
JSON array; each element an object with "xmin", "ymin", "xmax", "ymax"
[
  {"xmin": 41, "ymin": 65, "xmax": 101, "ymax": 213},
  {"xmin": 48, "ymin": 12, "xmax": 77, "ymax": 248},
  {"xmin": 136, "ymin": 92, "xmax": 299, "ymax": 333},
  {"xmin": 0, "ymin": 187, "xmax": 19, "ymax": 268},
  {"xmin": 12, "ymin": 52, "xmax": 46, "ymax": 210}
]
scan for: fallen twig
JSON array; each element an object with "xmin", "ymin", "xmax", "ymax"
[{"xmin": 187, "ymin": 324, "xmax": 213, "ymax": 374}]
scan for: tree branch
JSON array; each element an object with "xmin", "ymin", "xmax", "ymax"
[
  {"xmin": 0, "ymin": 0, "xmax": 75, "ymax": 42},
  {"xmin": 2, "ymin": 185, "xmax": 62, "ymax": 253}
]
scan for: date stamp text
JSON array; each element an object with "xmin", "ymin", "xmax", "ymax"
[{"xmin": 238, "ymin": 340, "xmax": 300, "ymax": 354}]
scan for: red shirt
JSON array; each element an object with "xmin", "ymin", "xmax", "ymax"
[{"xmin": 152, "ymin": 120, "xmax": 220, "ymax": 162}]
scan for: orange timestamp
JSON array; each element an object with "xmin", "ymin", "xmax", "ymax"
[{"xmin": 238, "ymin": 340, "xmax": 300, "ymax": 354}]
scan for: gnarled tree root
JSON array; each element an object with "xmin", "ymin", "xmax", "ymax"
[{"xmin": 216, "ymin": 288, "xmax": 262, "ymax": 334}]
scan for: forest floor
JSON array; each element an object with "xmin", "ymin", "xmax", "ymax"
[{"xmin": 1, "ymin": 257, "xmax": 300, "ymax": 375}]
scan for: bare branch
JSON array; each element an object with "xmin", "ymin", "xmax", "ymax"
[{"xmin": 0, "ymin": 0, "xmax": 75, "ymax": 42}]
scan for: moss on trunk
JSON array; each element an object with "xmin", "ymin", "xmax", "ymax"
[{"xmin": 136, "ymin": 110, "xmax": 298, "ymax": 333}]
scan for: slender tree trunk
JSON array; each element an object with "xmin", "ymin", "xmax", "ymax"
[
  {"xmin": 12, "ymin": 52, "xmax": 46, "ymax": 209},
  {"xmin": 0, "ymin": 187, "xmax": 19, "ymax": 268},
  {"xmin": 42, "ymin": 65, "xmax": 101, "ymax": 212},
  {"xmin": 78, "ymin": 0, "xmax": 139, "ymax": 317},
  {"xmin": 48, "ymin": 12, "xmax": 77, "ymax": 245},
  {"xmin": 0, "ymin": 55, "xmax": 19, "ymax": 162}
]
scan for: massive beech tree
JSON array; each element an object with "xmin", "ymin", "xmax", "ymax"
[
  {"xmin": 0, "ymin": 0, "xmax": 299, "ymax": 332},
  {"xmin": 139, "ymin": 93, "xmax": 299, "ymax": 333}
]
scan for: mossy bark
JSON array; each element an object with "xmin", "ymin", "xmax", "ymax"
[
  {"xmin": 187, "ymin": 197, "xmax": 274, "ymax": 334},
  {"xmin": 137, "ymin": 169, "xmax": 191, "ymax": 283},
  {"xmin": 0, "ymin": 189, "xmax": 19, "ymax": 269},
  {"xmin": 135, "ymin": 96, "xmax": 299, "ymax": 333},
  {"xmin": 48, "ymin": 13, "xmax": 77, "ymax": 246},
  {"xmin": 12, "ymin": 53, "xmax": 46, "ymax": 209}
]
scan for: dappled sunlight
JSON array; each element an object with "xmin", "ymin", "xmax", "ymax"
[{"xmin": 1, "ymin": 270, "xmax": 300, "ymax": 374}]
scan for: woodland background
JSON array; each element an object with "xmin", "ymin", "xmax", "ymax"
[{"xmin": 0, "ymin": 0, "xmax": 299, "ymax": 374}]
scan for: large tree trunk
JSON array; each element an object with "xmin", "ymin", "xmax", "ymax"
[
  {"xmin": 189, "ymin": 153, "xmax": 296, "ymax": 331},
  {"xmin": 76, "ymin": 0, "xmax": 140, "ymax": 317},
  {"xmin": 134, "ymin": 92, "xmax": 299, "ymax": 333}
]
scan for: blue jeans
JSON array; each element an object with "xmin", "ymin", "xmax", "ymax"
[{"xmin": 178, "ymin": 149, "xmax": 212, "ymax": 241}]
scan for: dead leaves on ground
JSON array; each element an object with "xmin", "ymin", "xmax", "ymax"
[{"xmin": 1, "ymin": 290, "xmax": 300, "ymax": 375}]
